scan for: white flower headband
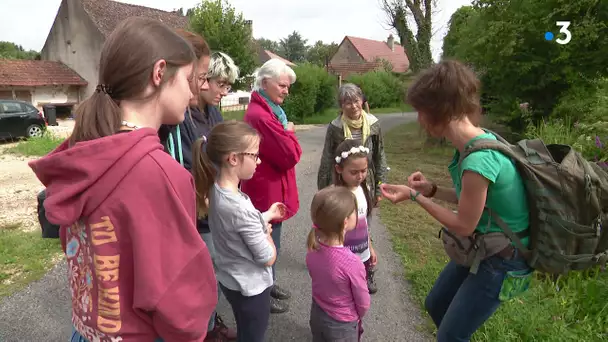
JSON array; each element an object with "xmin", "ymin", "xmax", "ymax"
[{"xmin": 335, "ymin": 146, "xmax": 370, "ymax": 164}]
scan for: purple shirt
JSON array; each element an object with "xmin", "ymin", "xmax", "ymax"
[{"xmin": 306, "ymin": 241, "xmax": 371, "ymax": 322}]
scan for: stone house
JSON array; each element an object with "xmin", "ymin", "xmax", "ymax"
[
  {"xmin": 328, "ymin": 35, "xmax": 410, "ymax": 78},
  {"xmin": 41, "ymin": 0, "xmax": 188, "ymax": 100},
  {"xmin": 0, "ymin": 59, "xmax": 87, "ymax": 112}
]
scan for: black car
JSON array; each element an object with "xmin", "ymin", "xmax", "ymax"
[{"xmin": 0, "ymin": 99, "xmax": 47, "ymax": 139}]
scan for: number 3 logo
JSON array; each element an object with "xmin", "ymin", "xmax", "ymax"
[{"xmin": 556, "ymin": 21, "xmax": 572, "ymax": 45}]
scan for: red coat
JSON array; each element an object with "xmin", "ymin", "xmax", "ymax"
[{"xmin": 241, "ymin": 91, "xmax": 302, "ymax": 222}]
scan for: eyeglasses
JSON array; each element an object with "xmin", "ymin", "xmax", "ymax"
[
  {"xmin": 197, "ymin": 73, "xmax": 208, "ymax": 85},
  {"xmin": 239, "ymin": 152, "xmax": 259, "ymax": 162},
  {"xmin": 211, "ymin": 79, "xmax": 232, "ymax": 92}
]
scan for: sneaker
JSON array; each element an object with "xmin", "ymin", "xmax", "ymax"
[
  {"xmin": 270, "ymin": 297, "xmax": 289, "ymax": 314},
  {"xmin": 215, "ymin": 315, "xmax": 237, "ymax": 341},
  {"xmin": 270, "ymin": 284, "xmax": 291, "ymax": 300},
  {"xmin": 367, "ymin": 270, "xmax": 378, "ymax": 294}
]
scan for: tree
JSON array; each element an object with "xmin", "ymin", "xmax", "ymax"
[
  {"xmin": 189, "ymin": 0, "xmax": 256, "ymax": 89},
  {"xmin": 0, "ymin": 42, "xmax": 39, "ymax": 60},
  {"xmin": 280, "ymin": 31, "xmax": 309, "ymax": 63},
  {"xmin": 256, "ymin": 38, "xmax": 282, "ymax": 54},
  {"xmin": 307, "ymin": 40, "xmax": 339, "ymax": 67},
  {"xmin": 381, "ymin": 0, "xmax": 435, "ymax": 73},
  {"xmin": 442, "ymin": 0, "xmax": 608, "ymax": 131}
]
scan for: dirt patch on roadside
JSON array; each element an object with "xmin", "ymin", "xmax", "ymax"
[{"xmin": 0, "ymin": 145, "xmax": 43, "ymax": 232}]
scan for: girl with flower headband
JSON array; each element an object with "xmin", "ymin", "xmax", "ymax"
[{"xmin": 332, "ymin": 139, "xmax": 379, "ymax": 294}]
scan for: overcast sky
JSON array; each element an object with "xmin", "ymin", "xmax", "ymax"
[{"xmin": 0, "ymin": 0, "xmax": 471, "ymax": 61}]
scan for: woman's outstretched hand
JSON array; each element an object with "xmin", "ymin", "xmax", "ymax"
[
  {"xmin": 407, "ymin": 171, "xmax": 432, "ymax": 195},
  {"xmin": 379, "ymin": 183, "xmax": 413, "ymax": 204}
]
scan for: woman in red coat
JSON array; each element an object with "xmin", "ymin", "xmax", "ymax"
[{"xmin": 241, "ymin": 59, "xmax": 301, "ymax": 314}]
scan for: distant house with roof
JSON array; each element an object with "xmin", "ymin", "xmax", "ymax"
[
  {"xmin": 328, "ymin": 35, "xmax": 409, "ymax": 78},
  {"xmin": 41, "ymin": 0, "xmax": 188, "ymax": 101},
  {"xmin": 257, "ymin": 48, "xmax": 296, "ymax": 67},
  {"xmin": 0, "ymin": 60, "xmax": 87, "ymax": 110}
]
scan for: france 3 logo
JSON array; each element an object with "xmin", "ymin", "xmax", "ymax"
[{"xmin": 544, "ymin": 21, "xmax": 572, "ymax": 45}]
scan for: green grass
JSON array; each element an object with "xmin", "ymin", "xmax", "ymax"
[
  {"xmin": 0, "ymin": 223, "xmax": 62, "ymax": 298},
  {"xmin": 221, "ymin": 104, "xmax": 414, "ymax": 125},
  {"xmin": 6, "ymin": 133, "xmax": 64, "ymax": 157},
  {"xmin": 380, "ymin": 122, "xmax": 608, "ymax": 342}
]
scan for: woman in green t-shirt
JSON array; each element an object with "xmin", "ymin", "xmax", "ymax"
[{"xmin": 380, "ymin": 60, "xmax": 532, "ymax": 342}]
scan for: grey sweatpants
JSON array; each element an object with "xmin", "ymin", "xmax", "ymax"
[{"xmin": 309, "ymin": 300, "xmax": 361, "ymax": 342}]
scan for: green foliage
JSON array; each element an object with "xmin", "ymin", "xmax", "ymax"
[
  {"xmin": 526, "ymin": 78, "xmax": 608, "ymax": 164},
  {"xmin": 280, "ymin": 31, "xmax": 309, "ymax": 63},
  {"xmin": 307, "ymin": 40, "xmax": 339, "ymax": 67},
  {"xmin": 442, "ymin": 0, "xmax": 608, "ymax": 131},
  {"xmin": 282, "ymin": 63, "xmax": 338, "ymax": 122},
  {"xmin": 7, "ymin": 133, "xmax": 64, "ymax": 157},
  {"xmin": 347, "ymin": 71, "xmax": 405, "ymax": 108},
  {"xmin": 188, "ymin": 0, "xmax": 256, "ymax": 90},
  {"xmin": 0, "ymin": 41, "xmax": 39, "ymax": 60}
]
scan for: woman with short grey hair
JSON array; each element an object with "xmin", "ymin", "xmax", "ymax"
[
  {"xmin": 316, "ymin": 82, "xmax": 388, "ymax": 294},
  {"xmin": 240, "ymin": 58, "xmax": 302, "ymax": 315}
]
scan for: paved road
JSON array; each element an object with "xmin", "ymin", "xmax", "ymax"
[{"xmin": 0, "ymin": 112, "xmax": 430, "ymax": 342}]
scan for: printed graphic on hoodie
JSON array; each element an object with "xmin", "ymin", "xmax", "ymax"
[
  {"xmin": 68, "ymin": 216, "xmax": 123, "ymax": 342},
  {"xmin": 343, "ymin": 186, "xmax": 370, "ymax": 262}
]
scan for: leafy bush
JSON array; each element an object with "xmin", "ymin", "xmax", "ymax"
[
  {"xmin": 347, "ymin": 71, "xmax": 405, "ymax": 108},
  {"xmin": 552, "ymin": 78, "xmax": 608, "ymax": 123},
  {"xmin": 282, "ymin": 63, "xmax": 337, "ymax": 122},
  {"xmin": 7, "ymin": 132, "xmax": 64, "ymax": 157}
]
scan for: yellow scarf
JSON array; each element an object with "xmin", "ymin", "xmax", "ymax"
[{"xmin": 341, "ymin": 110, "xmax": 371, "ymax": 143}]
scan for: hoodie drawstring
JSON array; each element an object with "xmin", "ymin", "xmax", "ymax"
[{"xmin": 167, "ymin": 125, "xmax": 184, "ymax": 166}]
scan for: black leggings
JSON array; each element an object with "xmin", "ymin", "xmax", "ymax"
[{"xmin": 220, "ymin": 284, "xmax": 271, "ymax": 342}]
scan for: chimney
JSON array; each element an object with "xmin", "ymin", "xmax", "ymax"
[
  {"xmin": 387, "ymin": 34, "xmax": 395, "ymax": 51},
  {"xmin": 244, "ymin": 20, "xmax": 253, "ymax": 39}
]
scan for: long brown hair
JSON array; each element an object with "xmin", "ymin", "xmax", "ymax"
[
  {"xmin": 192, "ymin": 121, "xmax": 259, "ymax": 216},
  {"xmin": 69, "ymin": 17, "xmax": 196, "ymax": 145},
  {"xmin": 332, "ymin": 139, "xmax": 373, "ymax": 217},
  {"xmin": 307, "ymin": 186, "xmax": 358, "ymax": 251}
]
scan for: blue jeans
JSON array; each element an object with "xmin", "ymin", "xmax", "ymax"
[
  {"xmin": 424, "ymin": 251, "xmax": 530, "ymax": 342},
  {"xmin": 201, "ymin": 231, "xmax": 219, "ymax": 332},
  {"xmin": 271, "ymin": 223, "xmax": 282, "ymax": 282}
]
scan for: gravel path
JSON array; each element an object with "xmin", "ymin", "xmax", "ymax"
[{"xmin": 0, "ymin": 113, "xmax": 431, "ymax": 342}]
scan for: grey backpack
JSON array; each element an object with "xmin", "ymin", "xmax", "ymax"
[{"xmin": 459, "ymin": 131, "xmax": 608, "ymax": 274}]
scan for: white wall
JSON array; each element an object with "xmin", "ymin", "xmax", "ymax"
[{"xmin": 32, "ymin": 85, "xmax": 79, "ymax": 109}]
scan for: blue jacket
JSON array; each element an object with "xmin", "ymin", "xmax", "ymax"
[{"xmin": 159, "ymin": 105, "xmax": 224, "ymax": 233}]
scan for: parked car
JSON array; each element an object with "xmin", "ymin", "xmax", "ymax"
[{"xmin": 0, "ymin": 99, "xmax": 47, "ymax": 139}]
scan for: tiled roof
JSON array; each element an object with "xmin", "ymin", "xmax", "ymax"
[
  {"xmin": 262, "ymin": 50, "xmax": 296, "ymax": 66},
  {"xmin": 343, "ymin": 36, "xmax": 409, "ymax": 73},
  {"xmin": 0, "ymin": 60, "xmax": 88, "ymax": 87},
  {"xmin": 81, "ymin": 0, "xmax": 188, "ymax": 37}
]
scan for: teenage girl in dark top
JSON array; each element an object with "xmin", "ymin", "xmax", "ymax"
[{"xmin": 160, "ymin": 48, "xmax": 240, "ymax": 342}]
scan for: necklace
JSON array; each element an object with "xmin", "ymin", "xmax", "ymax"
[{"xmin": 121, "ymin": 120, "xmax": 142, "ymax": 130}]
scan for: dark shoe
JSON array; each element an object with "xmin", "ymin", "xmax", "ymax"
[
  {"xmin": 215, "ymin": 315, "xmax": 237, "ymax": 341},
  {"xmin": 367, "ymin": 270, "xmax": 378, "ymax": 294},
  {"xmin": 270, "ymin": 284, "xmax": 291, "ymax": 300},
  {"xmin": 270, "ymin": 297, "xmax": 289, "ymax": 314},
  {"xmin": 204, "ymin": 329, "xmax": 227, "ymax": 342}
]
